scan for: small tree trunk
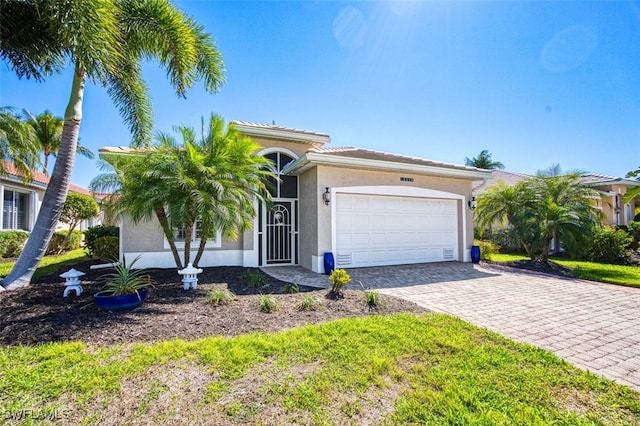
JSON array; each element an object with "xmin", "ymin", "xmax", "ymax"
[
  {"xmin": 154, "ymin": 207, "xmax": 183, "ymax": 269},
  {"xmin": 1, "ymin": 66, "xmax": 85, "ymax": 290},
  {"xmin": 192, "ymin": 225, "xmax": 210, "ymax": 268},
  {"xmin": 519, "ymin": 238, "xmax": 534, "ymax": 260},
  {"xmin": 539, "ymin": 237, "xmax": 553, "ymax": 263},
  {"xmin": 183, "ymin": 221, "xmax": 194, "ymax": 266},
  {"xmin": 58, "ymin": 219, "xmax": 80, "ymax": 255}
]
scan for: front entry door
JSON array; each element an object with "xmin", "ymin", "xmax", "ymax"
[{"xmin": 265, "ymin": 201, "xmax": 295, "ymax": 265}]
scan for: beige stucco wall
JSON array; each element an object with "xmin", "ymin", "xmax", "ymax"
[
  {"xmin": 121, "ymin": 214, "xmax": 243, "ymax": 253},
  {"xmin": 298, "ymin": 165, "xmax": 476, "ymax": 269},
  {"xmin": 593, "ymin": 184, "xmax": 637, "ymax": 226},
  {"xmin": 250, "ymin": 137, "xmax": 316, "ymax": 158},
  {"xmin": 119, "ymin": 134, "xmax": 314, "ymax": 266},
  {"xmin": 298, "ymin": 168, "xmax": 319, "ymax": 270}
]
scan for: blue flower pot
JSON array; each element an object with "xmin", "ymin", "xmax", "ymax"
[
  {"xmin": 471, "ymin": 245, "xmax": 481, "ymax": 264},
  {"xmin": 94, "ymin": 288, "xmax": 148, "ymax": 311},
  {"xmin": 324, "ymin": 252, "xmax": 335, "ymax": 275}
]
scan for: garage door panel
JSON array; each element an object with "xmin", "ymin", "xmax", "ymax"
[{"xmin": 336, "ymin": 193, "xmax": 459, "ymax": 268}]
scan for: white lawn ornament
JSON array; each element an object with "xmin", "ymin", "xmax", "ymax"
[
  {"xmin": 178, "ymin": 263, "xmax": 203, "ymax": 290},
  {"xmin": 60, "ymin": 268, "xmax": 85, "ymax": 297}
]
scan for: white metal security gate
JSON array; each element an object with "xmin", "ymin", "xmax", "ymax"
[{"xmin": 265, "ymin": 201, "xmax": 295, "ymax": 265}]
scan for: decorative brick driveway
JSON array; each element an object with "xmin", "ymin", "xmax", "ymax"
[{"xmin": 264, "ymin": 262, "xmax": 640, "ymax": 391}]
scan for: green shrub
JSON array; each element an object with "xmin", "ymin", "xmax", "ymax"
[
  {"xmin": 241, "ymin": 269, "xmax": 267, "ymax": 287},
  {"xmin": 627, "ymin": 221, "xmax": 640, "ymax": 241},
  {"xmin": 329, "ymin": 268, "xmax": 351, "ymax": 295},
  {"xmin": 99, "ymin": 255, "xmax": 151, "ymax": 296},
  {"xmin": 0, "ymin": 230, "xmax": 29, "ymax": 258},
  {"xmin": 560, "ymin": 227, "xmax": 596, "ymax": 260},
  {"xmin": 284, "ymin": 282, "xmax": 299, "ymax": 294},
  {"xmin": 93, "ymin": 236, "xmax": 119, "ymax": 259},
  {"xmin": 259, "ymin": 294, "xmax": 279, "ymax": 313},
  {"xmin": 480, "ymin": 228, "xmax": 523, "ymax": 254},
  {"xmin": 46, "ymin": 230, "xmax": 82, "ymax": 255},
  {"xmin": 588, "ymin": 227, "xmax": 632, "ymax": 264},
  {"xmin": 206, "ymin": 288, "xmax": 235, "ymax": 306},
  {"xmin": 365, "ymin": 290, "xmax": 383, "ymax": 308},
  {"xmin": 298, "ymin": 295, "xmax": 320, "ymax": 311},
  {"xmin": 84, "ymin": 226, "xmax": 119, "ymax": 257},
  {"xmin": 473, "ymin": 239, "xmax": 499, "ymax": 260}
]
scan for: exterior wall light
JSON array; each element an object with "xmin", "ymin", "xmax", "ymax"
[
  {"xmin": 323, "ymin": 187, "xmax": 331, "ymax": 205},
  {"xmin": 468, "ymin": 196, "xmax": 477, "ymax": 211}
]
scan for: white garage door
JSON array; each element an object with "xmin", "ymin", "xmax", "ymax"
[{"xmin": 335, "ymin": 193, "xmax": 458, "ymax": 268}]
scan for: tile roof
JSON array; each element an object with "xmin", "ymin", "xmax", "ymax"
[
  {"xmin": 310, "ymin": 147, "xmax": 485, "ymax": 173},
  {"xmin": 1, "ymin": 160, "xmax": 98, "ymax": 197},
  {"xmin": 473, "ymin": 169, "xmax": 531, "ymax": 193},
  {"xmin": 580, "ymin": 173, "xmax": 640, "ymax": 186},
  {"xmin": 231, "ymin": 121, "xmax": 330, "ymax": 138}
]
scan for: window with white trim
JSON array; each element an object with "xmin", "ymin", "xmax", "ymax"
[
  {"xmin": 164, "ymin": 221, "xmax": 222, "ymax": 249},
  {"xmin": 2, "ymin": 189, "xmax": 29, "ymax": 231}
]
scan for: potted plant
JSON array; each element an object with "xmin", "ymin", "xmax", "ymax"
[
  {"xmin": 94, "ymin": 255, "xmax": 152, "ymax": 311},
  {"xmin": 329, "ymin": 268, "xmax": 351, "ymax": 297}
]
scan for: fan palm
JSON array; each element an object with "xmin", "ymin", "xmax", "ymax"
[{"xmin": 1, "ymin": 0, "xmax": 224, "ymax": 289}]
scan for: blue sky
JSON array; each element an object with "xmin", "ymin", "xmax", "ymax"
[{"xmin": 1, "ymin": 0, "xmax": 639, "ymax": 188}]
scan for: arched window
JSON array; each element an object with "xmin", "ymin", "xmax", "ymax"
[{"xmin": 264, "ymin": 152, "xmax": 298, "ymax": 199}]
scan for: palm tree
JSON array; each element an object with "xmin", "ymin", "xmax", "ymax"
[
  {"xmin": 92, "ymin": 114, "xmax": 274, "ymax": 270},
  {"xmin": 532, "ymin": 172, "xmax": 602, "ymax": 261},
  {"xmin": 476, "ymin": 172, "xmax": 602, "ymax": 262},
  {"xmin": 465, "ymin": 149, "xmax": 505, "ymax": 170},
  {"xmin": 23, "ymin": 110, "xmax": 95, "ymax": 174},
  {"xmin": 475, "ymin": 180, "xmax": 538, "ymax": 258},
  {"xmin": 0, "ymin": 107, "xmax": 39, "ymax": 179},
  {"xmin": 624, "ymin": 166, "xmax": 640, "ymax": 204},
  {"xmin": 1, "ymin": 0, "xmax": 225, "ymax": 289}
]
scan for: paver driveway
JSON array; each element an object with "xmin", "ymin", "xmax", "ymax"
[{"xmin": 264, "ymin": 262, "xmax": 640, "ymax": 391}]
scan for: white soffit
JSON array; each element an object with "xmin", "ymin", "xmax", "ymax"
[{"xmin": 284, "ymin": 151, "xmax": 491, "ymax": 180}]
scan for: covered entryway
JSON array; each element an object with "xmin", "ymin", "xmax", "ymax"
[
  {"xmin": 260, "ymin": 150, "xmax": 299, "ymax": 266},
  {"xmin": 335, "ymin": 193, "xmax": 458, "ymax": 268}
]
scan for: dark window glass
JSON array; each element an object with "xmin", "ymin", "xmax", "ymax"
[
  {"xmin": 266, "ymin": 176, "xmax": 278, "ymax": 197},
  {"xmin": 262, "ymin": 152, "xmax": 298, "ymax": 199},
  {"xmin": 16, "ymin": 193, "xmax": 27, "ymax": 230},
  {"xmin": 280, "ymin": 154, "xmax": 294, "ymax": 171},
  {"xmin": 280, "ymin": 175, "xmax": 298, "ymax": 198},
  {"xmin": 265, "ymin": 152, "xmax": 278, "ymax": 173}
]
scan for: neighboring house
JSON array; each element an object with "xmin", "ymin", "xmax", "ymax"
[
  {"xmin": 102, "ymin": 121, "xmax": 491, "ymax": 272},
  {"xmin": 0, "ymin": 160, "xmax": 103, "ymax": 233},
  {"xmin": 472, "ymin": 169, "xmax": 640, "ymax": 227},
  {"xmin": 581, "ymin": 174, "xmax": 639, "ymax": 226}
]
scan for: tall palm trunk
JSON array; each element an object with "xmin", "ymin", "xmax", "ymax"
[{"xmin": 1, "ymin": 66, "xmax": 85, "ymax": 290}]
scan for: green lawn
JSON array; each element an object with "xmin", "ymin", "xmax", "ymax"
[
  {"xmin": 1, "ymin": 313, "xmax": 638, "ymax": 424},
  {"xmin": 487, "ymin": 253, "xmax": 640, "ymax": 288},
  {"xmin": 0, "ymin": 248, "xmax": 87, "ymax": 279}
]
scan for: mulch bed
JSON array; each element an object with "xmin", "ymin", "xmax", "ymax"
[
  {"xmin": 484, "ymin": 259, "xmax": 575, "ymax": 277},
  {"xmin": 0, "ymin": 259, "xmax": 427, "ymax": 347}
]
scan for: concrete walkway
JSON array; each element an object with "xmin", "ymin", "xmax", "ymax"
[{"xmin": 262, "ymin": 262, "xmax": 640, "ymax": 391}]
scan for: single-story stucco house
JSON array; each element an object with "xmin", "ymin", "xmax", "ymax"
[
  {"xmin": 101, "ymin": 121, "xmax": 491, "ymax": 272},
  {"xmin": 0, "ymin": 160, "xmax": 103, "ymax": 233}
]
